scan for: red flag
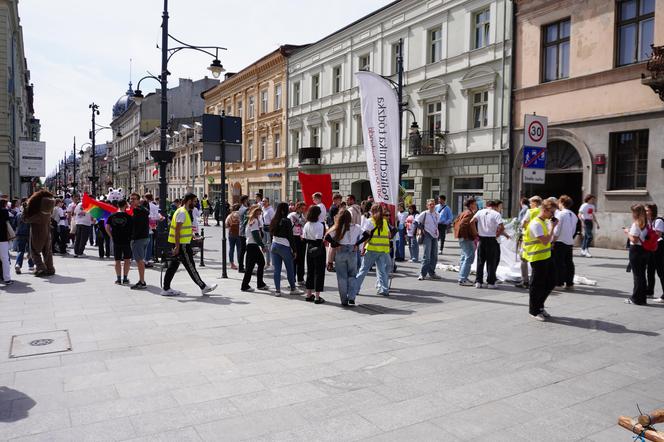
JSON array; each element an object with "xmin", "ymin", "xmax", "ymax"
[{"xmin": 298, "ymin": 172, "xmax": 333, "ymax": 208}]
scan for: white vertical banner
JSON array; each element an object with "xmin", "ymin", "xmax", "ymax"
[{"xmin": 355, "ymin": 71, "xmax": 400, "ymax": 208}]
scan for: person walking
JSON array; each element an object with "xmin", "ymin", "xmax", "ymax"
[
  {"xmin": 579, "ymin": 194, "xmax": 600, "ymax": 257},
  {"xmin": 269, "ymin": 202, "xmax": 301, "ymax": 297},
  {"xmin": 455, "ymin": 197, "xmax": 478, "ymax": 286},
  {"xmin": 145, "ymin": 193, "xmax": 161, "ymax": 267},
  {"xmin": 312, "ymin": 192, "xmax": 327, "ymax": 225},
  {"xmin": 405, "ymin": 204, "xmax": 419, "ymax": 263},
  {"xmin": 129, "ymin": 193, "xmax": 149, "ymax": 290},
  {"xmin": 13, "ymin": 206, "xmax": 34, "ymax": 274},
  {"xmin": 553, "ymin": 195, "xmax": 577, "ymax": 290},
  {"xmin": 353, "ymin": 204, "xmax": 393, "ymax": 297},
  {"xmin": 106, "ymin": 199, "xmax": 133, "ymax": 285},
  {"xmin": 415, "ymin": 199, "xmax": 441, "ymax": 281},
  {"xmin": 201, "ymin": 194, "xmax": 210, "ymax": 226},
  {"xmin": 0, "ymin": 198, "xmax": 12, "ymax": 284},
  {"xmin": 225, "ymin": 204, "xmax": 241, "ymax": 270},
  {"xmin": 213, "ymin": 198, "xmax": 222, "ymax": 227},
  {"xmin": 472, "ymin": 200, "xmax": 505, "ymax": 289},
  {"xmin": 73, "ymin": 199, "xmax": 93, "ymax": 257},
  {"xmin": 161, "ymin": 193, "xmax": 218, "ymax": 297},
  {"xmin": 240, "ymin": 205, "xmax": 269, "ymax": 293},
  {"xmin": 646, "ymin": 204, "xmax": 664, "ymax": 302},
  {"xmin": 325, "ymin": 209, "xmax": 363, "ymax": 306},
  {"xmin": 395, "ymin": 203, "xmax": 407, "ymax": 262},
  {"xmin": 524, "ymin": 199, "xmax": 558, "ymax": 320},
  {"xmin": 625, "ymin": 204, "xmax": 649, "ymax": 306},
  {"xmin": 261, "ymin": 197, "xmax": 274, "ymax": 268},
  {"xmin": 54, "ymin": 199, "xmax": 69, "ymax": 255},
  {"xmin": 288, "ymin": 201, "xmax": 307, "ymax": 287},
  {"xmin": 435, "ymin": 195, "xmax": 453, "ymax": 256},
  {"xmin": 303, "ymin": 205, "xmax": 326, "ymax": 303},
  {"xmin": 237, "ymin": 195, "xmax": 250, "ymax": 273}
]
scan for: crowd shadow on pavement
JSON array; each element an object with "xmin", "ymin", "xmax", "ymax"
[
  {"xmin": 45, "ymin": 274, "xmax": 86, "ymax": 284},
  {"xmin": 547, "ymin": 317, "xmax": 659, "ymax": 336},
  {"xmin": 1, "ymin": 280, "xmax": 35, "ymax": 294},
  {"xmin": 0, "ymin": 387, "xmax": 36, "ymax": 422}
]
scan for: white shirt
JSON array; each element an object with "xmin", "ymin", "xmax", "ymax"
[
  {"xmin": 303, "ymin": 221, "xmax": 324, "ymax": 240},
  {"xmin": 288, "ymin": 212, "xmax": 304, "ymax": 237},
  {"xmin": 473, "ymin": 208, "xmax": 503, "ymax": 237},
  {"xmin": 629, "ymin": 222, "xmax": 647, "ymax": 245},
  {"xmin": 397, "ymin": 211, "xmax": 408, "ymax": 226},
  {"xmin": 553, "ymin": 209, "xmax": 576, "ymax": 246},
  {"xmin": 329, "ymin": 224, "xmax": 363, "ymax": 245},
  {"xmin": 192, "ymin": 207, "xmax": 200, "ymax": 233},
  {"xmin": 74, "ymin": 203, "xmax": 93, "ymax": 226},
  {"xmin": 67, "ymin": 202, "xmax": 77, "ymax": 218},
  {"xmin": 262, "ymin": 206, "xmax": 275, "ymax": 226},
  {"xmin": 415, "ymin": 210, "xmax": 439, "ymax": 238},
  {"xmin": 246, "ymin": 218, "xmax": 262, "ymax": 245},
  {"xmin": 652, "ymin": 218, "xmax": 664, "ymax": 242},
  {"xmin": 56, "ymin": 207, "xmax": 68, "ymax": 227},
  {"xmin": 316, "ymin": 203, "xmax": 327, "ymax": 224},
  {"xmin": 361, "ymin": 216, "xmax": 373, "ymax": 232},
  {"xmin": 529, "ymin": 217, "xmax": 548, "ymax": 239},
  {"xmin": 579, "ymin": 203, "xmax": 596, "ymax": 221},
  {"xmin": 148, "ymin": 201, "xmax": 160, "ymax": 221}
]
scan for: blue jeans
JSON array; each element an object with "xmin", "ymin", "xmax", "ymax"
[
  {"xmin": 408, "ymin": 236, "xmax": 419, "ymax": 262},
  {"xmin": 334, "ymin": 245, "xmax": 358, "ymax": 303},
  {"xmin": 458, "ymin": 239, "xmax": 476, "ymax": 282},
  {"xmin": 354, "ymin": 250, "xmax": 390, "ymax": 296},
  {"xmin": 271, "ymin": 242, "xmax": 295, "ymax": 291},
  {"xmin": 15, "ymin": 236, "xmax": 34, "ymax": 269},
  {"xmin": 420, "ymin": 233, "xmax": 438, "ymax": 277},
  {"xmin": 581, "ymin": 220, "xmax": 593, "ymax": 250},
  {"xmin": 228, "ymin": 235, "xmax": 239, "ymax": 264},
  {"xmin": 395, "ymin": 226, "xmax": 406, "ymax": 261}
]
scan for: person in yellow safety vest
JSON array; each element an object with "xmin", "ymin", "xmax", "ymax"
[
  {"xmin": 352, "ymin": 204, "xmax": 395, "ymax": 297},
  {"xmin": 523, "ymin": 199, "xmax": 558, "ymax": 321},
  {"xmin": 161, "ymin": 192, "xmax": 218, "ymax": 297},
  {"xmin": 516, "ymin": 195, "xmax": 543, "ymax": 289},
  {"xmin": 201, "ymin": 194, "xmax": 210, "ymax": 227}
]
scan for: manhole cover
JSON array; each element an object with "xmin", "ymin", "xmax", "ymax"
[{"xmin": 10, "ymin": 330, "xmax": 71, "ymax": 358}]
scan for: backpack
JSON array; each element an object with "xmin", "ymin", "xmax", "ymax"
[{"xmin": 642, "ymin": 226, "xmax": 659, "ymax": 252}]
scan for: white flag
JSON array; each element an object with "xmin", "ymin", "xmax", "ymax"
[{"xmin": 355, "ymin": 71, "xmax": 400, "ymax": 209}]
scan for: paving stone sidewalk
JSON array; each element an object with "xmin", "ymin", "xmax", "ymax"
[{"xmin": 0, "ymin": 230, "xmax": 662, "ymax": 441}]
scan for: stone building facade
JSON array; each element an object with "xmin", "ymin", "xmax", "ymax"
[
  {"xmin": 287, "ymin": 0, "xmax": 512, "ymax": 213},
  {"xmin": 512, "ymin": 0, "xmax": 664, "ymax": 247}
]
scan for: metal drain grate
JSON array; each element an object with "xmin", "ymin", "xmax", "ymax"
[{"xmin": 9, "ymin": 330, "xmax": 72, "ymax": 358}]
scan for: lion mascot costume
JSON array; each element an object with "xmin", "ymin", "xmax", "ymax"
[{"xmin": 25, "ymin": 190, "xmax": 56, "ymax": 276}]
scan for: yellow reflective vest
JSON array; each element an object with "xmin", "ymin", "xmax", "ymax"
[
  {"xmin": 366, "ymin": 218, "xmax": 390, "ymax": 254},
  {"xmin": 522, "ymin": 216, "xmax": 551, "ymax": 262},
  {"xmin": 168, "ymin": 207, "xmax": 193, "ymax": 244}
]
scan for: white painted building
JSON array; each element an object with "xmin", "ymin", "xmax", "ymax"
[{"xmin": 287, "ymin": 0, "xmax": 512, "ymax": 213}]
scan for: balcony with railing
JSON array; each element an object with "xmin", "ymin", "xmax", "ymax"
[
  {"xmin": 408, "ymin": 130, "xmax": 448, "ymax": 157},
  {"xmin": 642, "ymin": 44, "xmax": 664, "ymax": 102},
  {"xmin": 298, "ymin": 147, "xmax": 321, "ymax": 166}
]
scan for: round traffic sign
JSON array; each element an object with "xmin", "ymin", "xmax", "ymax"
[{"xmin": 528, "ymin": 121, "xmax": 544, "ymax": 143}]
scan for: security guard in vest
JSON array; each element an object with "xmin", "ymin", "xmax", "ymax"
[
  {"xmin": 161, "ymin": 192, "xmax": 218, "ymax": 297},
  {"xmin": 522, "ymin": 199, "xmax": 558, "ymax": 321},
  {"xmin": 353, "ymin": 204, "xmax": 394, "ymax": 297},
  {"xmin": 517, "ymin": 195, "xmax": 543, "ymax": 289}
]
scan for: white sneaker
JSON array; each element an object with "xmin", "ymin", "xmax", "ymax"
[
  {"xmin": 418, "ymin": 275, "xmax": 425, "ymax": 281},
  {"xmin": 653, "ymin": 297, "xmax": 664, "ymax": 303},
  {"xmin": 487, "ymin": 284, "xmax": 498, "ymax": 289},
  {"xmin": 530, "ymin": 313, "xmax": 546, "ymax": 321},
  {"xmin": 585, "ymin": 251, "xmax": 592, "ymax": 258},
  {"xmin": 201, "ymin": 284, "xmax": 218, "ymax": 296},
  {"xmin": 161, "ymin": 288, "xmax": 182, "ymax": 297},
  {"xmin": 475, "ymin": 282, "xmax": 483, "ymax": 288},
  {"xmin": 274, "ymin": 290, "xmax": 282, "ymax": 297},
  {"xmin": 580, "ymin": 249, "xmax": 587, "ymax": 257}
]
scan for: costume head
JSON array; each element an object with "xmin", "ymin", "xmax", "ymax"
[
  {"xmin": 26, "ymin": 190, "xmax": 55, "ymax": 219},
  {"xmin": 107, "ymin": 187, "xmax": 124, "ymax": 203}
]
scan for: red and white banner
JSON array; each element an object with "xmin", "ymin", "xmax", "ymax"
[{"xmin": 355, "ymin": 71, "xmax": 400, "ymax": 211}]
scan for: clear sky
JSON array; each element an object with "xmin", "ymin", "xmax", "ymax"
[{"xmin": 20, "ymin": 0, "xmax": 393, "ymax": 178}]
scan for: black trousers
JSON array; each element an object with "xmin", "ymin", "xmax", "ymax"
[
  {"xmin": 438, "ymin": 224, "xmax": 448, "ymax": 253},
  {"xmin": 238, "ymin": 236, "xmax": 247, "ymax": 271},
  {"xmin": 293, "ymin": 236, "xmax": 306, "ymax": 283},
  {"xmin": 241, "ymin": 243, "xmax": 265, "ymax": 290},
  {"xmin": 163, "ymin": 243, "xmax": 206, "ymax": 291},
  {"xmin": 58, "ymin": 226, "xmax": 69, "ymax": 254},
  {"xmin": 630, "ymin": 245, "xmax": 648, "ymax": 305},
  {"xmin": 305, "ymin": 241, "xmax": 326, "ymax": 293},
  {"xmin": 646, "ymin": 241, "xmax": 664, "ymax": 296},
  {"xmin": 529, "ymin": 257, "xmax": 556, "ymax": 315},
  {"xmin": 51, "ymin": 222, "xmax": 59, "ymax": 253},
  {"xmin": 97, "ymin": 225, "xmax": 111, "ymax": 258},
  {"xmin": 476, "ymin": 237, "xmax": 499, "ymax": 285},
  {"xmin": 553, "ymin": 242, "xmax": 575, "ymax": 286},
  {"xmin": 74, "ymin": 225, "xmax": 92, "ymax": 256}
]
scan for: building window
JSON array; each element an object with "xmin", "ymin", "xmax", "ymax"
[
  {"xmin": 247, "ymin": 140, "xmax": 254, "ymax": 161},
  {"xmin": 428, "ymin": 27, "xmax": 442, "ymax": 63},
  {"xmin": 356, "ymin": 116, "xmax": 364, "ymax": 145},
  {"xmin": 260, "ymin": 136, "xmax": 267, "ymax": 160},
  {"xmin": 391, "ymin": 43, "xmax": 400, "ymax": 75},
  {"xmin": 292, "ymin": 131, "xmax": 300, "ymax": 152},
  {"xmin": 226, "ymin": 105, "xmax": 232, "ymax": 116},
  {"xmin": 542, "ymin": 19, "xmax": 571, "ymax": 82},
  {"xmin": 431, "ymin": 178, "xmax": 441, "ymax": 200},
  {"xmin": 237, "ymin": 101, "xmax": 243, "ymax": 118},
  {"xmin": 609, "ymin": 129, "xmax": 649, "ymax": 190},
  {"xmin": 332, "ymin": 180, "xmax": 340, "ymax": 192},
  {"xmin": 332, "ymin": 122, "xmax": 341, "ymax": 148},
  {"xmin": 427, "ymin": 102, "xmax": 443, "ymax": 134},
  {"xmin": 453, "ymin": 177, "xmax": 484, "ymax": 213},
  {"xmin": 310, "ymin": 127, "xmax": 320, "ymax": 147},
  {"xmin": 616, "ymin": 0, "xmax": 655, "ymax": 66},
  {"xmin": 293, "ymin": 81, "xmax": 301, "ymax": 106},
  {"xmin": 471, "ymin": 90, "xmax": 489, "ymax": 129},
  {"xmin": 274, "ymin": 133, "xmax": 281, "ymax": 157},
  {"xmin": 474, "ymin": 8, "xmax": 491, "ymax": 49},
  {"xmin": 333, "ymin": 65, "xmax": 342, "ymax": 93},
  {"xmin": 359, "ymin": 54, "xmax": 371, "ymax": 71},
  {"xmin": 261, "ymin": 90, "xmax": 268, "ymax": 114},
  {"xmin": 274, "ymin": 84, "xmax": 282, "ymax": 110},
  {"xmin": 311, "ymin": 74, "xmax": 320, "ymax": 100},
  {"xmin": 248, "ymin": 96, "xmax": 255, "ymax": 119}
]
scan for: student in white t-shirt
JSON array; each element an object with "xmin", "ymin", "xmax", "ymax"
[
  {"xmin": 240, "ymin": 205, "xmax": 268, "ymax": 292},
  {"xmin": 646, "ymin": 204, "xmax": 664, "ymax": 302},
  {"xmin": 578, "ymin": 194, "xmax": 600, "ymax": 257},
  {"xmin": 624, "ymin": 204, "xmax": 648, "ymax": 305},
  {"xmin": 471, "ymin": 200, "xmax": 505, "ymax": 288},
  {"xmin": 303, "ymin": 205, "xmax": 326, "ymax": 304},
  {"xmin": 552, "ymin": 195, "xmax": 577, "ymax": 289},
  {"xmin": 325, "ymin": 209, "xmax": 363, "ymax": 305},
  {"xmin": 312, "ymin": 192, "xmax": 327, "ymax": 225}
]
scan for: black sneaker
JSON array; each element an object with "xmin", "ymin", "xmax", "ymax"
[
  {"xmin": 122, "ymin": 278, "xmax": 130, "ymax": 285},
  {"xmin": 130, "ymin": 282, "xmax": 147, "ymax": 290},
  {"xmin": 114, "ymin": 280, "xmax": 122, "ymax": 285},
  {"xmin": 241, "ymin": 287, "xmax": 255, "ymax": 292},
  {"xmin": 348, "ymin": 299, "xmax": 355, "ymax": 305},
  {"xmin": 314, "ymin": 297, "xmax": 325, "ymax": 304}
]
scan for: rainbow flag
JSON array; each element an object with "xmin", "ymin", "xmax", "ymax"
[{"xmin": 82, "ymin": 193, "xmax": 118, "ymax": 220}]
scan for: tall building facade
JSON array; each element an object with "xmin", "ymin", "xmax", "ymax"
[
  {"xmin": 512, "ymin": 0, "xmax": 664, "ymax": 247},
  {"xmin": 203, "ymin": 46, "xmax": 303, "ymax": 204},
  {"xmin": 287, "ymin": 0, "xmax": 512, "ymax": 213}
]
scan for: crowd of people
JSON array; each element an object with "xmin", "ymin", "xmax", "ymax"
[{"xmin": 1, "ymin": 188, "xmax": 663, "ymax": 320}]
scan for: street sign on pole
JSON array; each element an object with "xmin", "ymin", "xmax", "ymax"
[
  {"xmin": 523, "ymin": 168, "xmax": 546, "ymax": 184},
  {"xmin": 524, "ymin": 114, "xmax": 548, "ymax": 148},
  {"xmin": 523, "ymin": 146, "xmax": 546, "ymax": 169}
]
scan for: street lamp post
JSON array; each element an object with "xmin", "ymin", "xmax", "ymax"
[
  {"xmin": 72, "ymin": 136, "xmax": 78, "ymax": 195},
  {"xmin": 89, "ymin": 103, "xmax": 100, "ymax": 197}
]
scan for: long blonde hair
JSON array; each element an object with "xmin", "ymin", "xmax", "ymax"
[
  {"xmin": 631, "ymin": 204, "xmax": 647, "ymax": 230},
  {"xmin": 248, "ymin": 205, "xmax": 262, "ymax": 223},
  {"xmin": 329, "ymin": 209, "xmax": 351, "ymax": 241}
]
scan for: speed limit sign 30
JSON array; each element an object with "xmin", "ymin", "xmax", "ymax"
[{"xmin": 524, "ymin": 114, "xmax": 548, "ymax": 148}]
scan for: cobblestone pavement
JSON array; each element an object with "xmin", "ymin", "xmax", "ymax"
[{"xmin": 0, "ymin": 228, "xmax": 662, "ymax": 441}]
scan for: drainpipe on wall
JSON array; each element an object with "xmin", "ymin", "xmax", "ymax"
[
  {"xmin": 498, "ymin": 0, "xmax": 509, "ymax": 207},
  {"xmin": 507, "ymin": 0, "xmax": 517, "ymax": 216}
]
